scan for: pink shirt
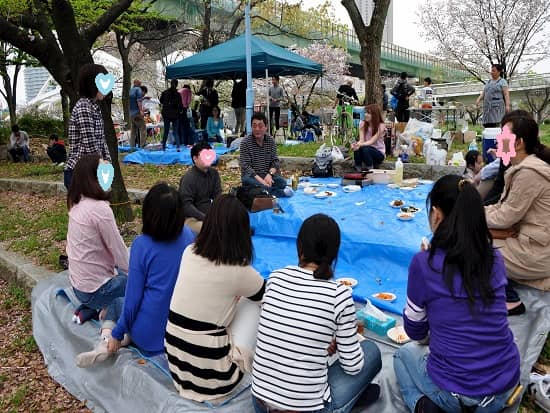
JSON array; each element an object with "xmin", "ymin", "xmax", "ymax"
[
  {"xmin": 179, "ymin": 88, "xmax": 192, "ymax": 108},
  {"xmin": 359, "ymin": 121, "xmax": 386, "ymax": 155},
  {"xmin": 67, "ymin": 197, "xmax": 129, "ymax": 293}
]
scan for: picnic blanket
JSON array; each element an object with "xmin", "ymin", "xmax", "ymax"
[
  {"xmin": 33, "ymin": 272, "xmax": 549, "ymax": 412},
  {"xmin": 122, "ymin": 145, "xmax": 233, "ymax": 165}
]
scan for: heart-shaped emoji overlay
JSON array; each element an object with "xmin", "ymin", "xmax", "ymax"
[
  {"xmin": 199, "ymin": 149, "xmax": 216, "ymax": 166},
  {"xmin": 95, "ymin": 73, "xmax": 115, "ymax": 96},
  {"xmin": 97, "ymin": 162, "xmax": 114, "ymax": 191}
]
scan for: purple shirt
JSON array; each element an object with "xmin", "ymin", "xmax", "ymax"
[{"xmin": 403, "ymin": 249, "xmax": 520, "ymax": 397}]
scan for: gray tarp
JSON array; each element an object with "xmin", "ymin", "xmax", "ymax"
[{"xmin": 33, "ymin": 272, "xmax": 549, "ymax": 413}]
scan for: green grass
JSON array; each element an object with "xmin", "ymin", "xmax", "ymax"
[
  {"xmin": 2, "ymin": 284, "xmax": 30, "ymax": 309},
  {"xmin": 277, "ymin": 142, "xmax": 322, "ymax": 157},
  {"xmin": 9, "ymin": 385, "xmax": 29, "ymax": 408}
]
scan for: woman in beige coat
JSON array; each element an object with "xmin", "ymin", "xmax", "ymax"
[{"xmin": 485, "ymin": 111, "xmax": 550, "ymax": 314}]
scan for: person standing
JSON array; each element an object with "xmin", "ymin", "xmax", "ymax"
[
  {"xmin": 268, "ymin": 76, "xmax": 284, "ymax": 134},
  {"xmin": 391, "ymin": 72, "xmax": 415, "ymax": 123},
  {"xmin": 129, "ymin": 79, "xmax": 146, "ymax": 148},
  {"xmin": 476, "ymin": 64, "xmax": 510, "ymax": 128},
  {"xmin": 178, "ymin": 84, "xmax": 193, "ymax": 146},
  {"xmin": 160, "ymin": 79, "xmax": 183, "ymax": 151},
  {"xmin": 64, "ymin": 64, "xmax": 111, "ymax": 189},
  {"xmin": 198, "ymin": 79, "xmax": 219, "ymax": 130},
  {"xmin": 8, "ymin": 124, "xmax": 30, "ymax": 163},
  {"xmin": 239, "ymin": 112, "xmax": 292, "ymax": 198},
  {"xmin": 231, "ymin": 79, "xmax": 247, "ymax": 135}
]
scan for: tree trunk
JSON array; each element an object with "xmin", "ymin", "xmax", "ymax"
[
  {"xmin": 116, "ymin": 32, "xmax": 132, "ymax": 126},
  {"xmin": 0, "ymin": 63, "xmax": 18, "ymax": 127},
  {"xmin": 202, "ymin": 0, "xmax": 212, "ymax": 50},
  {"xmin": 60, "ymin": 89, "xmax": 70, "ymax": 138}
]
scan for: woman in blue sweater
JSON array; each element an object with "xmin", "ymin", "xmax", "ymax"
[
  {"xmin": 206, "ymin": 105, "xmax": 223, "ymax": 143},
  {"xmin": 76, "ymin": 183, "xmax": 195, "ymax": 367},
  {"xmin": 394, "ymin": 175, "xmax": 520, "ymax": 413}
]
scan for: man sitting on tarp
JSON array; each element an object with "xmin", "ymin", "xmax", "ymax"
[{"xmin": 239, "ymin": 112, "xmax": 293, "ymax": 198}]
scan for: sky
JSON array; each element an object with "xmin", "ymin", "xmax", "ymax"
[{"xmin": 303, "ymin": 0, "xmax": 550, "ymax": 75}]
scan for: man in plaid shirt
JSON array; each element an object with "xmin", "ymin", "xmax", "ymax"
[{"xmin": 64, "ymin": 64, "xmax": 111, "ymax": 189}]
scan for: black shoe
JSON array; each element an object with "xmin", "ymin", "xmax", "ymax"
[
  {"xmin": 353, "ymin": 383, "xmax": 380, "ymax": 409},
  {"xmin": 507, "ymin": 302, "xmax": 526, "ymax": 316},
  {"xmin": 59, "ymin": 254, "xmax": 69, "ymax": 270},
  {"xmin": 415, "ymin": 396, "xmax": 444, "ymax": 413}
]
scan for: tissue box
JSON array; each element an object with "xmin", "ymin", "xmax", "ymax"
[{"xmin": 356, "ymin": 308, "xmax": 396, "ymax": 336}]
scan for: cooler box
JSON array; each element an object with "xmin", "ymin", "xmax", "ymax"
[
  {"xmin": 353, "ymin": 106, "xmax": 365, "ymax": 128},
  {"xmin": 482, "ymin": 128, "xmax": 500, "ymax": 163}
]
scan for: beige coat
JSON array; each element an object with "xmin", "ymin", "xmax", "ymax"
[{"xmin": 486, "ymin": 155, "xmax": 550, "ymax": 290}]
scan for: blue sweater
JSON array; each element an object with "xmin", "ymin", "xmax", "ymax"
[
  {"xmin": 403, "ymin": 248, "xmax": 520, "ymax": 397},
  {"xmin": 111, "ymin": 227, "xmax": 195, "ymax": 355},
  {"xmin": 206, "ymin": 117, "xmax": 223, "ymax": 138}
]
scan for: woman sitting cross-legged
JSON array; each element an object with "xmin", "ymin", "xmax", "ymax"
[
  {"xmin": 165, "ymin": 194, "xmax": 266, "ymax": 403},
  {"xmin": 76, "ymin": 183, "xmax": 195, "ymax": 367},
  {"xmin": 66, "ymin": 155, "xmax": 129, "ymax": 361},
  {"xmin": 252, "ymin": 214, "xmax": 382, "ymax": 413},
  {"xmin": 394, "ymin": 175, "xmax": 520, "ymax": 413}
]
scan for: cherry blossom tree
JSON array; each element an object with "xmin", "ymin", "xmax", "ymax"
[{"xmin": 418, "ymin": 0, "xmax": 550, "ymax": 81}]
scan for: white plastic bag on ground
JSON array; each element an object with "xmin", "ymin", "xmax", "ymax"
[{"xmin": 331, "ymin": 146, "xmax": 344, "ymax": 163}]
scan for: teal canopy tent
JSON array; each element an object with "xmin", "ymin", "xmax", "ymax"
[{"xmin": 166, "ymin": 34, "xmax": 323, "ymax": 79}]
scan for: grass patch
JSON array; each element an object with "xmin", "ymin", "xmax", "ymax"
[
  {"xmin": 277, "ymin": 142, "xmax": 322, "ymax": 157},
  {"xmin": 5, "ymin": 284, "xmax": 29, "ymax": 308}
]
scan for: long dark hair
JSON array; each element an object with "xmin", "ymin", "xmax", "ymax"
[
  {"xmin": 464, "ymin": 150, "xmax": 480, "ymax": 174},
  {"xmin": 193, "ymin": 194, "xmax": 253, "ymax": 266},
  {"xmin": 504, "ymin": 110, "xmax": 550, "ymax": 164},
  {"xmin": 364, "ymin": 104, "xmax": 383, "ymax": 138},
  {"xmin": 297, "ymin": 214, "xmax": 341, "ymax": 280},
  {"xmin": 427, "ymin": 175, "xmax": 495, "ymax": 308},
  {"xmin": 78, "ymin": 63, "xmax": 108, "ymax": 99},
  {"xmin": 142, "ymin": 183, "xmax": 186, "ymax": 242},
  {"xmin": 67, "ymin": 155, "xmax": 110, "ymax": 210}
]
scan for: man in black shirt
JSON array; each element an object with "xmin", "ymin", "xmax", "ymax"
[{"xmin": 335, "ymin": 80, "xmax": 358, "ymax": 106}]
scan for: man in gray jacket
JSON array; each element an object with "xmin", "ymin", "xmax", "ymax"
[
  {"xmin": 8, "ymin": 124, "xmax": 30, "ymax": 162},
  {"xmin": 178, "ymin": 142, "xmax": 222, "ymax": 233}
]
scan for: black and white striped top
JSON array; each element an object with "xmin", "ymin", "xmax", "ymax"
[
  {"xmin": 251, "ymin": 266, "xmax": 364, "ymax": 411},
  {"xmin": 239, "ymin": 134, "xmax": 280, "ymax": 179}
]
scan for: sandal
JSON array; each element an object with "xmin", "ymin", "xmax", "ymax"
[{"xmin": 528, "ymin": 372, "xmax": 550, "ymax": 412}]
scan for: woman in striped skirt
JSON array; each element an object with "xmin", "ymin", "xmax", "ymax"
[{"xmin": 165, "ymin": 194, "xmax": 265, "ymax": 402}]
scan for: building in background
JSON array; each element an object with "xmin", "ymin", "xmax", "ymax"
[
  {"xmin": 23, "ymin": 66, "xmax": 55, "ymax": 103},
  {"xmin": 355, "ymin": 0, "xmax": 393, "ymax": 43}
]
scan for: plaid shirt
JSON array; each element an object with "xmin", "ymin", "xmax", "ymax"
[{"xmin": 65, "ymin": 97, "xmax": 111, "ymax": 170}]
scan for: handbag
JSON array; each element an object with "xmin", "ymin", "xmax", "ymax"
[{"xmin": 251, "ymin": 196, "xmax": 274, "ymax": 212}]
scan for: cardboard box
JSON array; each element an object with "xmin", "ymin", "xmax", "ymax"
[
  {"xmin": 450, "ymin": 131, "xmax": 463, "ymax": 144},
  {"xmin": 463, "ymin": 131, "xmax": 476, "ymax": 144},
  {"xmin": 394, "ymin": 122, "xmax": 407, "ymax": 134}
]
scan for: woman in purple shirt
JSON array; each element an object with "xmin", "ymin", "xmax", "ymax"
[
  {"xmin": 351, "ymin": 104, "xmax": 386, "ymax": 171},
  {"xmin": 394, "ymin": 175, "xmax": 520, "ymax": 413}
]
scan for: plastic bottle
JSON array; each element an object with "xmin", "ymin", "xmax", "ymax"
[
  {"xmin": 394, "ymin": 156, "xmax": 403, "ymax": 185},
  {"xmin": 272, "ymin": 197, "xmax": 281, "ymax": 214},
  {"xmin": 468, "ymin": 140, "xmax": 478, "ymax": 152},
  {"xmin": 291, "ymin": 174, "xmax": 298, "ymax": 191}
]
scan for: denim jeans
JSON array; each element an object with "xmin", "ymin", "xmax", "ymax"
[
  {"xmin": 242, "ymin": 174, "xmax": 288, "ymax": 198},
  {"xmin": 353, "ymin": 146, "xmax": 384, "ymax": 169},
  {"xmin": 64, "ymin": 169, "xmax": 73, "ymax": 190},
  {"xmin": 73, "ymin": 274, "xmax": 127, "ymax": 329},
  {"xmin": 394, "ymin": 342, "xmax": 514, "ymax": 413},
  {"xmin": 253, "ymin": 340, "xmax": 381, "ymax": 413},
  {"xmin": 9, "ymin": 146, "xmax": 30, "ymax": 162},
  {"xmin": 162, "ymin": 118, "xmax": 180, "ymax": 149}
]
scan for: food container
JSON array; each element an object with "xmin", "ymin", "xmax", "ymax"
[{"xmin": 370, "ymin": 169, "xmax": 396, "ymax": 185}]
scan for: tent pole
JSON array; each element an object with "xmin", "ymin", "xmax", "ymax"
[
  {"xmin": 266, "ymin": 68, "xmax": 270, "ymax": 135},
  {"xmin": 245, "ymin": 1, "xmax": 253, "ymax": 136}
]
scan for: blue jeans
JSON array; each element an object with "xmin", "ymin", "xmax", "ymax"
[
  {"xmin": 73, "ymin": 274, "xmax": 127, "ymax": 329},
  {"xmin": 64, "ymin": 169, "xmax": 73, "ymax": 190},
  {"xmin": 162, "ymin": 118, "xmax": 180, "ymax": 149},
  {"xmin": 394, "ymin": 342, "xmax": 514, "ymax": 413},
  {"xmin": 253, "ymin": 341, "xmax": 381, "ymax": 413},
  {"xmin": 9, "ymin": 146, "xmax": 30, "ymax": 162},
  {"xmin": 353, "ymin": 146, "xmax": 385, "ymax": 169},
  {"xmin": 242, "ymin": 174, "xmax": 288, "ymax": 198}
]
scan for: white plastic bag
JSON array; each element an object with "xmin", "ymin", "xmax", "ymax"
[
  {"xmin": 331, "ymin": 146, "xmax": 344, "ymax": 163},
  {"xmin": 362, "ymin": 299, "xmax": 388, "ymax": 322}
]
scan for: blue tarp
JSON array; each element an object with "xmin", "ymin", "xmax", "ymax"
[
  {"xmin": 122, "ymin": 145, "xmax": 233, "ymax": 165},
  {"xmin": 166, "ymin": 35, "xmax": 322, "ymax": 80},
  {"xmin": 250, "ymin": 178, "xmax": 433, "ymax": 314}
]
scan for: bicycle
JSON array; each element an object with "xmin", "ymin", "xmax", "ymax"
[{"xmin": 330, "ymin": 98, "xmax": 357, "ymax": 147}]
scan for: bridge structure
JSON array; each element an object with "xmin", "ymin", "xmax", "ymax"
[
  {"xmin": 154, "ymin": 0, "xmax": 469, "ymax": 83},
  {"xmin": 428, "ymin": 73, "xmax": 550, "ymax": 105}
]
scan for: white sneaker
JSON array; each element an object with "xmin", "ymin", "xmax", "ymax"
[
  {"xmin": 75, "ymin": 340, "xmax": 111, "ymax": 368},
  {"xmin": 283, "ymin": 186, "xmax": 294, "ymax": 197}
]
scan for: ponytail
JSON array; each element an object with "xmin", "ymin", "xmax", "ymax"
[
  {"xmin": 428, "ymin": 176, "xmax": 495, "ymax": 308},
  {"xmin": 314, "ymin": 257, "xmax": 334, "ymax": 280}
]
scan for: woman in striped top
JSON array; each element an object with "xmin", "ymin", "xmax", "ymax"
[
  {"xmin": 252, "ymin": 214, "xmax": 382, "ymax": 413},
  {"xmin": 165, "ymin": 194, "xmax": 265, "ymax": 402}
]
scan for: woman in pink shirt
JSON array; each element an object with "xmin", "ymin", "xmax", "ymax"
[
  {"xmin": 66, "ymin": 155, "xmax": 129, "ymax": 337},
  {"xmin": 352, "ymin": 104, "xmax": 386, "ymax": 171}
]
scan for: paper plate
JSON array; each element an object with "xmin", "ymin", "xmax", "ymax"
[
  {"xmin": 387, "ymin": 326, "xmax": 411, "ymax": 344},
  {"xmin": 342, "ymin": 185, "xmax": 361, "ymax": 193},
  {"xmin": 315, "ymin": 190, "xmax": 337, "ymax": 199},
  {"xmin": 387, "ymin": 183, "xmax": 400, "ymax": 189},
  {"xmin": 304, "ymin": 187, "xmax": 318, "ymax": 195},
  {"xmin": 400, "ymin": 206, "xmax": 421, "ymax": 214},
  {"xmin": 372, "ymin": 292, "xmax": 397, "ymax": 302},
  {"xmin": 397, "ymin": 212, "xmax": 414, "ymax": 221},
  {"xmin": 390, "ymin": 200, "xmax": 404, "ymax": 208},
  {"xmin": 336, "ymin": 277, "xmax": 358, "ymax": 288},
  {"xmin": 401, "ymin": 186, "xmax": 415, "ymax": 191},
  {"xmin": 326, "ymin": 183, "xmax": 340, "ymax": 188},
  {"xmin": 308, "ymin": 183, "xmax": 325, "ymax": 187}
]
